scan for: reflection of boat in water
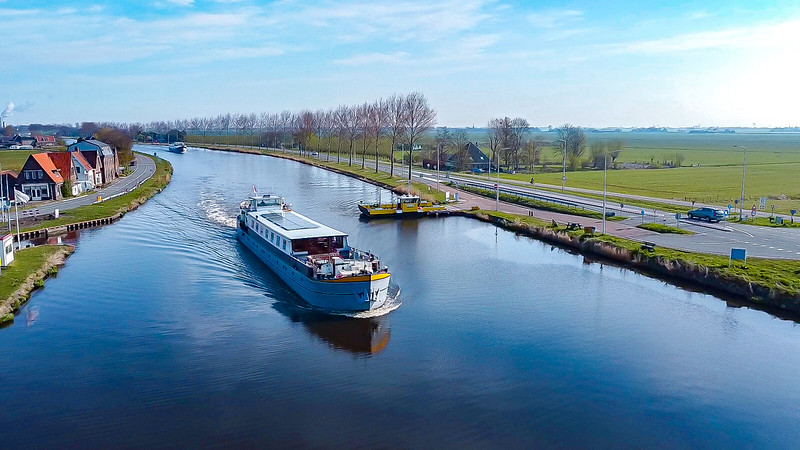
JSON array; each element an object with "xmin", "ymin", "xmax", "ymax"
[
  {"xmin": 168, "ymin": 142, "xmax": 187, "ymax": 153},
  {"xmin": 358, "ymin": 194, "xmax": 447, "ymax": 218},
  {"xmin": 238, "ymin": 193, "xmax": 391, "ymax": 311},
  {"xmin": 273, "ymin": 303, "xmax": 391, "ymax": 356}
]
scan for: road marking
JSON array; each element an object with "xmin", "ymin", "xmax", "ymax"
[
  {"xmin": 778, "ymin": 248, "xmax": 785, "ymax": 251},
  {"xmin": 769, "ymin": 246, "xmax": 775, "ymax": 249}
]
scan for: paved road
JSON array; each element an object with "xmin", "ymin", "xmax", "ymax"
[
  {"xmin": 21, "ymin": 152, "xmax": 157, "ymax": 217},
  {"xmin": 204, "ymin": 146, "xmax": 800, "ymax": 260}
]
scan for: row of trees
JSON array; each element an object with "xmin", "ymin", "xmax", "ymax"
[{"xmin": 115, "ymin": 92, "xmax": 436, "ymax": 180}]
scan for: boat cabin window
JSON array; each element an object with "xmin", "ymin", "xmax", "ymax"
[
  {"xmin": 291, "ymin": 236, "xmax": 344, "ymax": 255},
  {"xmin": 252, "ymin": 198, "xmax": 281, "ymax": 209},
  {"xmin": 401, "ymin": 197, "xmax": 418, "ymax": 204}
]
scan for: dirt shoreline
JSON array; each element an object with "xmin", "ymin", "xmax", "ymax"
[{"xmin": 0, "ymin": 246, "xmax": 74, "ymax": 325}]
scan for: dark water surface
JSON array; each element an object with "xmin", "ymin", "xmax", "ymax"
[{"xmin": 1, "ymin": 145, "xmax": 799, "ymax": 448}]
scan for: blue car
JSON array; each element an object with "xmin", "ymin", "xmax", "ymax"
[{"xmin": 687, "ymin": 207, "xmax": 727, "ymax": 223}]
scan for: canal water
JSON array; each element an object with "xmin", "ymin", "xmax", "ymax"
[{"xmin": 1, "ymin": 145, "xmax": 799, "ymax": 448}]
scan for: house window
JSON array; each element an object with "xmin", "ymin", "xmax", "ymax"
[
  {"xmin": 282, "ymin": 240, "xmax": 286, "ymax": 250},
  {"xmin": 37, "ymin": 170, "xmax": 43, "ymax": 179}
]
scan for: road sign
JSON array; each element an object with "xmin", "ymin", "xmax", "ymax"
[
  {"xmin": 675, "ymin": 213, "xmax": 681, "ymax": 220},
  {"xmin": 561, "ymin": 176, "xmax": 566, "ymax": 181},
  {"xmin": 759, "ymin": 197, "xmax": 767, "ymax": 210},
  {"xmin": 751, "ymin": 206, "xmax": 757, "ymax": 217},
  {"xmin": 734, "ymin": 199, "xmax": 739, "ymax": 205},
  {"xmin": 728, "ymin": 204, "xmax": 733, "ymax": 210},
  {"xmin": 493, "ymin": 184, "xmax": 498, "ymax": 189},
  {"xmin": 641, "ymin": 210, "xmax": 645, "ymax": 215},
  {"xmin": 730, "ymin": 248, "xmax": 747, "ymax": 265}
]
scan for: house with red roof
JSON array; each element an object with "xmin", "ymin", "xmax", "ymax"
[
  {"xmin": 47, "ymin": 152, "xmax": 79, "ymax": 196},
  {"xmin": 17, "ymin": 153, "xmax": 64, "ymax": 201},
  {"xmin": 33, "ymin": 135, "xmax": 57, "ymax": 148}
]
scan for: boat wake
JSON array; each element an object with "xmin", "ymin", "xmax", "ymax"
[{"xmin": 198, "ymin": 196, "xmax": 237, "ymax": 228}]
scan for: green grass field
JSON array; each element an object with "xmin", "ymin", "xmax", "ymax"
[
  {"xmin": 187, "ymin": 132, "xmax": 800, "ymax": 214},
  {"xmin": 0, "ymin": 245, "xmax": 67, "ymax": 301},
  {"xmin": 0, "ymin": 150, "xmax": 39, "ymax": 172}
]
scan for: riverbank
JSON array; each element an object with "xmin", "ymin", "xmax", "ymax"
[
  {"xmin": 196, "ymin": 144, "xmax": 800, "ymax": 316},
  {"xmin": 461, "ymin": 210, "xmax": 800, "ymax": 316},
  {"xmin": 0, "ymin": 245, "xmax": 74, "ymax": 325},
  {"xmin": 18, "ymin": 154, "xmax": 172, "ymax": 236},
  {"xmin": 0, "ymin": 154, "xmax": 173, "ymax": 327},
  {"xmin": 196, "ymin": 145, "xmax": 445, "ymax": 203}
]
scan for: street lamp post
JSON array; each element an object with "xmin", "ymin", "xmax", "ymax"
[
  {"xmin": 436, "ymin": 143, "xmax": 441, "ymax": 193},
  {"xmin": 556, "ymin": 138, "xmax": 567, "ymax": 192},
  {"xmin": 602, "ymin": 153, "xmax": 608, "ymax": 234},
  {"xmin": 495, "ymin": 149, "xmax": 500, "ymax": 211},
  {"xmin": 734, "ymin": 145, "xmax": 747, "ymax": 220}
]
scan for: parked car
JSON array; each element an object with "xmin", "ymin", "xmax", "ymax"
[{"xmin": 687, "ymin": 207, "xmax": 727, "ymax": 223}]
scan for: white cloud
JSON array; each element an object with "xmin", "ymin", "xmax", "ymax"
[
  {"xmin": 333, "ymin": 51, "xmax": 410, "ymax": 66},
  {"xmin": 527, "ymin": 9, "xmax": 582, "ymax": 29},
  {"xmin": 603, "ymin": 19, "xmax": 800, "ymax": 55}
]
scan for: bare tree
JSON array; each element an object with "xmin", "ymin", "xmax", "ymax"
[
  {"xmin": 510, "ymin": 118, "xmax": 529, "ymax": 170},
  {"xmin": 357, "ymin": 102, "xmax": 370, "ymax": 169},
  {"xmin": 334, "ymin": 105, "xmax": 348, "ymax": 163},
  {"xmin": 294, "ymin": 110, "xmax": 315, "ymax": 155},
  {"xmin": 279, "ymin": 110, "xmax": 293, "ymax": 150},
  {"xmin": 525, "ymin": 136, "xmax": 546, "ymax": 171},
  {"xmin": 555, "ymin": 124, "xmax": 586, "ymax": 171},
  {"xmin": 367, "ymin": 99, "xmax": 387, "ymax": 173},
  {"xmin": 385, "ymin": 94, "xmax": 406, "ymax": 177},
  {"xmin": 403, "ymin": 92, "xmax": 436, "ymax": 181}
]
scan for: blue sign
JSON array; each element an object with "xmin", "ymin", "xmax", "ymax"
[
  {"xmin": 792, "ymin": 210, "xmax": 797, "ymax": 216},
  {"xmin": 675, "ymin": 213, "xmax": 681, "ymax": 220},
  {"xmin": 730, "ymin": 248, "xmax": 747, "ymax": 261},
  {"xmin": 728, "ymin": 204, "xmax": 732, "ymax": 209},
  {"xmin": 640, "ymin": 210, "xmax": 645, "ymax": 216}
]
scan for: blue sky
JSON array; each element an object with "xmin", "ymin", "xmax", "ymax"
[{"xmin": 1, "ymin": 0, "xmax": 799, "ymax": 127}]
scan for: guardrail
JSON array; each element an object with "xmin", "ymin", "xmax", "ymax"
[{"xmin": 449, "ymin": 178, "xmax": 592, "ymax": 211}]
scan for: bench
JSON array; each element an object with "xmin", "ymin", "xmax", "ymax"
[
  {"xmin": 566, "ymin": 222, "xmax": 581, "ymax": 231},
  {"xmin": 640, "ymin": 241, "xmax": 656, "ymax": 252}
]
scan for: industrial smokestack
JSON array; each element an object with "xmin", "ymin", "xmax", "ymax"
[{"xmin": 0, "ymin": 102, "xmax": 14, "ymax": 119}]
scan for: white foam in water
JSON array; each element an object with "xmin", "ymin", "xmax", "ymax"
[
  {"xmin": 332, "ymin": 285, "xmax": 402, "ymax": 319},
  {"xmin": 199, "ymin": 197, "xmax": 237, "ymax": 228},
  {"xmin": 281, "ymin": 285, "xmax": 402, "ymax": 318}
]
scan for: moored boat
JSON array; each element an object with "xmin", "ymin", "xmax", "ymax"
[
  {"xmin": 358, "ymin": 194, "xmax": 447, "ymax": 218},
  {"xmin": 237, "ymin": 193, "xmax": 391, "ymax": 311},
  {"xmin": 168, "ymin": 142, "xmax": 187, "ymax": 153}
]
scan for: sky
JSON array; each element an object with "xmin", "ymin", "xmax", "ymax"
[{"xmin": 1, "ymin": 0, "xmax": 799, "ymax": 128}]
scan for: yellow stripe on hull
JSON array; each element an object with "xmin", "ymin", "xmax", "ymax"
[{"xmin": 322, "ymin": 273, "xmax": 391, "ymax": 283}]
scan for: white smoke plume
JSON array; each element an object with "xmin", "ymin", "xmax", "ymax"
[{"xmin": 0, "ymin": 102, "xmax": 13, "ymax": 118}]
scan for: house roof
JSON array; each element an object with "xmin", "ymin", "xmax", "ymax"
[
  {"xmin": 71, "ymin": 151, "xmax": 92, "ymax": 171},
  {"xmin": 34, "ymin": 135, "xmax": 56, "ymax": 143},
  {"xmin": 69, "ymin": 139, "xmax": 114, "ymax": 157},
  {"xmin": 30, "ymin": 153, "xmax": 64, "ymax": 184},
  {"xmin": 47, "ymin": 152, "xmax": 74, "ymax": 179}
]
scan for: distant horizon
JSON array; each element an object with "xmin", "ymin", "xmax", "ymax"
[{"xmin": 2, "ymin": 1, "xmax": 798, "ymax": 128}]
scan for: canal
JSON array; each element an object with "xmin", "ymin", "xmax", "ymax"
[{"xmin": 1, "ymin": 145, "xmax": 799, "ymax": 448}]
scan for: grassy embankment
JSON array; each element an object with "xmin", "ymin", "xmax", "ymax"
[
  {"xmin": 465, "ymin": 209, "xmax": 800, "ymax": 311},
  {"xmin": 20, "ymin": 154, "xmax": 173, "ymax": 232},
  {"xmin": 0, "ymin": 245, "xmax": 73, "ymax": 325},
  {"xmin": 198, "ymin": 144, "xmax": 447, "ymax": 204}
]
